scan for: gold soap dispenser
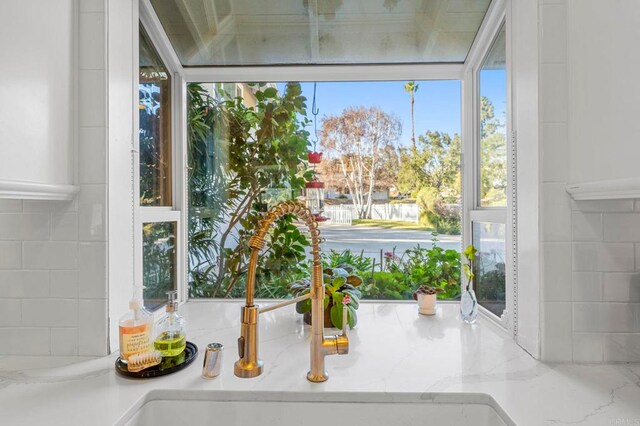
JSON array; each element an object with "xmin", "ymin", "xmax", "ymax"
[{"xmin": 154, "ymin": 291, "xmax": 186, "ymax": 357}]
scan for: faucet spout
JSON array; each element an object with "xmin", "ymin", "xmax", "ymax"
[{"xmin": 233, "ymin": 201, "xmax": 348, "ymax": 382}]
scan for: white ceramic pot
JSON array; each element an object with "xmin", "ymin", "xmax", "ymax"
[{"xmin": 417, "ymin": 293, "xmax": 437, "ymax": 315}]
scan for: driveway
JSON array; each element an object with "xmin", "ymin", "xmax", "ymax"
[{"xmin": 316, "ymin": 224, "xmax": 462, "ymax": 261}]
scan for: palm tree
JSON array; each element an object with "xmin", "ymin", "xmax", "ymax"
[{"xmin": 404, "ymin": 81, "xmax": 419, "ymax": 153}]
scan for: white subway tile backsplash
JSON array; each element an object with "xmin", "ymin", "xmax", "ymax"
[
  {"xmin": 23, "ymin": 199, "xmax": 78, "ymax": 213},
  {"xmin": 0, "ymin": 328, "xmax": 50, "ymax": 355},
  {"xmin": 78, "ymin": 70, "xmax": 106, "ymax": 127},
  {"xmin": 571, "ymin": 199, "xmax": 634, "ymax": 213},
  {"xmin": 542, "ymin": 302, "xmax": 573, "ymax": 361},
  {"xmin": 540, "ymin": 64, "xmax": 568, "ymax": 123},
  {"xmin": 571, "ymin": 212, "xmax": 602, "ymax": 241},
  {"xmin": 604, "ymin": 213, "xmax": 640, "ymax": 242},
  {"xmin": 574, "ymin": 303, "xmax": 640, "ymax": 333},
  {"xmin": 572, "ymin": 272, "xmax": 602, "ymax": 302},
  {"xmin": 0, "ymin": 213, "xmax": 49, "ymax": 241},
  {"xmin": 0, "ymin": 270, "xmax": 49, "ymax": 298},
  {"xmin": 603, "ymin": 334, "xmax": 640, "ymax": 362},
  {"xmin": 603, "ymin": 273, "xmax": 640, "ymax": 302},
  {"xmin": 50, "ymin": 270, "xmax": 79, "ymax": 298},
  {"xmin": 51, "ymin": 328, "xmax": 79, "ymax": 356},
  {"xmin": 79, "ymin": 184, "xmax": 106, "ymax": 241},
  {"xmin": 0, "ymin": 214, "xmax": 21, "ymax": 240},
  {"xmin": 78, "ymin": 299, "xmax": 108, "ymax": 356},
  {"xmin": 573, "ymin": 242, "xmax": 634, "ymax": 272},
  {"xmin": 51, "ymin": 213, "xmax": 79, "ymax": 241},
  {"xmin": 78, "ymin": 127, "xmax": 106, "ymax": 184},
  {"xmin": 543, "ymin": 243, "xmax": 572, "ymax": 301},
  {"xmin": 572, "ymin": 333, "xmax": 603, "ymax": 363},
  {"xmin": 0, "ymin": 299, "xmax": 22, "ymax": 326},
  {"xmin": 78, "ymin": 243, "xmax": 107, "ymax": 299},
  {"xmin": 0, "ymin": 200, "xmax": 22, "ymax": 212},
  {"xmin": 540, "ymin": 123, "xmax": 569, "ymax": 182},
  {"xmin": 0, "ymin": 242, "xmax": 22, "ymax": 269},
  {"xmin": 540, "ymin": 4, "xmax": 567, "ymax": 64},
  {"xmin": 23, "ymin": 242, "xmax": 78, "ymax": 270},
  {"xmin": 21, "ymin": 299, "xmax": 78, "ymax": 327},
  {"xmin": 541, "ymin": 183, "xmax": 572, "ymax": 241},
  {"xmin": 79, "ymin": 13, "xmax": 105, "ymax": 70}
]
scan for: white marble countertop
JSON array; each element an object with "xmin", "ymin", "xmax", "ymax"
[{"xmin": 1, "ymin": 300, "xmax": 639, "ymax": 425}]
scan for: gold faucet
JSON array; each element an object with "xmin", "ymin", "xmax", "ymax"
[{"xmin": 233, "ymin": 201, "xmax": 349, "ymax": 382}]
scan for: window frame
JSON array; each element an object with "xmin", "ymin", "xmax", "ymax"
[
  {"xmin": 462, "ymin": 0, "xmax": 515, "ymax": 333},
  {"xmin": 138, "ymin": 0, "xmax": 515, "ymax": 331},
  {"xmin": 136, "ymin": 15, "xmax": 188, "ymax": 311}
]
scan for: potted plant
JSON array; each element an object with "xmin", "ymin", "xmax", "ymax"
[
  {"xmin": 412, "ymin": 285, "xmax": 443, "ymax": 315},
  {"xmin": 291, "ymin": 266, "xmax": 362, "ymax": 329}
]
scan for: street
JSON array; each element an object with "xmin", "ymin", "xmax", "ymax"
[{"xmin": 316, "ymin": 224, "xmax": 462, "ymax": 260}]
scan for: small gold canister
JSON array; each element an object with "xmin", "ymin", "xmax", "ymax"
[{"xmin": 202, "ymin": 343, "xmax": 224, "ymax": 379}]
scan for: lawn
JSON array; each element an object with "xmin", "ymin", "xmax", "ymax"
[{"xmin": 351, "ymin": 219, "xmax": 434, "ymax": 231}]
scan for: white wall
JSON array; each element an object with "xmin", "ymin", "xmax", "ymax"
[
  {"xmin": 0, "ymin": 0, "xmax": 136, "ymax": 356},
  {"xmin": 539, "ymin": 0, "xmax": 640, "ymax": 362},
  {"xmin": 0, "ymin": 1, "xmax": 74, "ymax": 187}
]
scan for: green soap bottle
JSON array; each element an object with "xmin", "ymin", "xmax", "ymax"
[{"xmin": 154, "ymin": 291, "xmax": 186, "ymax": 357}]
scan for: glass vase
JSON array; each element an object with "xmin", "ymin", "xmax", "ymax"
[{"xmin": 460, "ymin": 288, "xmax": 478, "ymax": 324}]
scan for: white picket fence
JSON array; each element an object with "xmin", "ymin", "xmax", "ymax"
[{"xmin": 323, "ymin": 203, "xmax": 420, "ymax": 225}]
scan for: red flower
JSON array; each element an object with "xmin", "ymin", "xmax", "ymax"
[{"xmin": 342, "ymin": 294, "xmax": 351, "ymax": 305}]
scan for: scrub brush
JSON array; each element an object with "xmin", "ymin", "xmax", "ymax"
[{"xmin": 127, "ymin": 351, "xmax": 162, "ymax": 373}]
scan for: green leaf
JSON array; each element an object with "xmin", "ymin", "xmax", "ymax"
[
  {"xmin": 346, "ymin": 275, "xmax": 363, "ymax": 287},
  {"xmin": 296, "ymin": 298, "xmax": 311, "ymax": 314},
  {"xmin": 347, "ymin": 305, "xmax": 357, "ymax": 329},
  {"xmin": 263, "ymin": 87, "xmax": 278, "ymax": 98},
  {"xmin": 332, "ymin": 276, "xmax": 346, "ymax": 288},
  {"xmin": 330, "ymin": 303, "xmax": 342, "ymax": 329}
]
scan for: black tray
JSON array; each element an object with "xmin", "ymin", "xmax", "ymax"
[{"xmin": 115, "ymin": 341, "xmax": 198, "ymax": 378}]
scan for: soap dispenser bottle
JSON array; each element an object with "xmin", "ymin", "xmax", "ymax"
[
  {"xmin": 119, "ymin": 285, "xmax": 153, "ymax": 362},
  {"xmin": 154, "ymin": 291, "xmax": 186, "ymax": 357}
]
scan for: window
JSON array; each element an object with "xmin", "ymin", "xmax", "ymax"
[
  {"xmin": 138, "ymin": 24, "xmax": 181, "ymax": 310},
  {"xmin": 186, "ymin": 81, "xmax": 462, "ymax": 301},
  {"xmin": 479, "ymin": 25, "xmax": 507, "ymax": 208},
  {"xmin": 467, "ymin": 22, "xmax": 509, "ymax": 322},
  {"xmin": 139, "ymin": 26, "xmax": 172, "ymax": 207}
]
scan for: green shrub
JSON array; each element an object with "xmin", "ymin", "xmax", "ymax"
[
  {"xmin": 362, "ymin": 272, "xmax": 412, "ymax": 300},
  {"xmin": 322, "ymin": 249, "xmax": 373, "ymax": 275}
]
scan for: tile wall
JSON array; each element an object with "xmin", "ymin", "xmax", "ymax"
[
  {"xmin": 0, "ymin": 0, "xmax": 109, "ymax": 356},
  {"xmin": 539, "ymin": 0, "xmax": 640, "ymax": 362}
]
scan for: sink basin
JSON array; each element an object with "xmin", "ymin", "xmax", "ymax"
[{"xmin": 117, "ymin": 390, "xmax": 516, "ymax": 426}]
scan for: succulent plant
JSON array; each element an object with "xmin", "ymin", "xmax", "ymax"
[
  {"xmin": 290, "ymin": 266, "xmax": 362, "ymax": 329},
  {"xmin": 412, "ymin": 285, "xmax": 443, "ymax": 300}
]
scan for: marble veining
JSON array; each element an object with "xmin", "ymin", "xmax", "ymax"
[{"xmin": 0, "ymin": 301, "xmax": 638, "ymax": 425}]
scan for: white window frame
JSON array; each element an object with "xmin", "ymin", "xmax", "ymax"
[
  {"xmin": 462, "ymin": 0, "xmax": 515, "ymax": 334},
  {"xmin": 136, "ymin": 11, "xmax": 188, "ymax": 310},
  {"xmin": 138, "ymin": 0, "xmax": 515, "ymax": 332}
]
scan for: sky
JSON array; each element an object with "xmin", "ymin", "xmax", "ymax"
[{"xmin": 276, "ymin": 75, "xmax": 506, "ymax": 149}]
